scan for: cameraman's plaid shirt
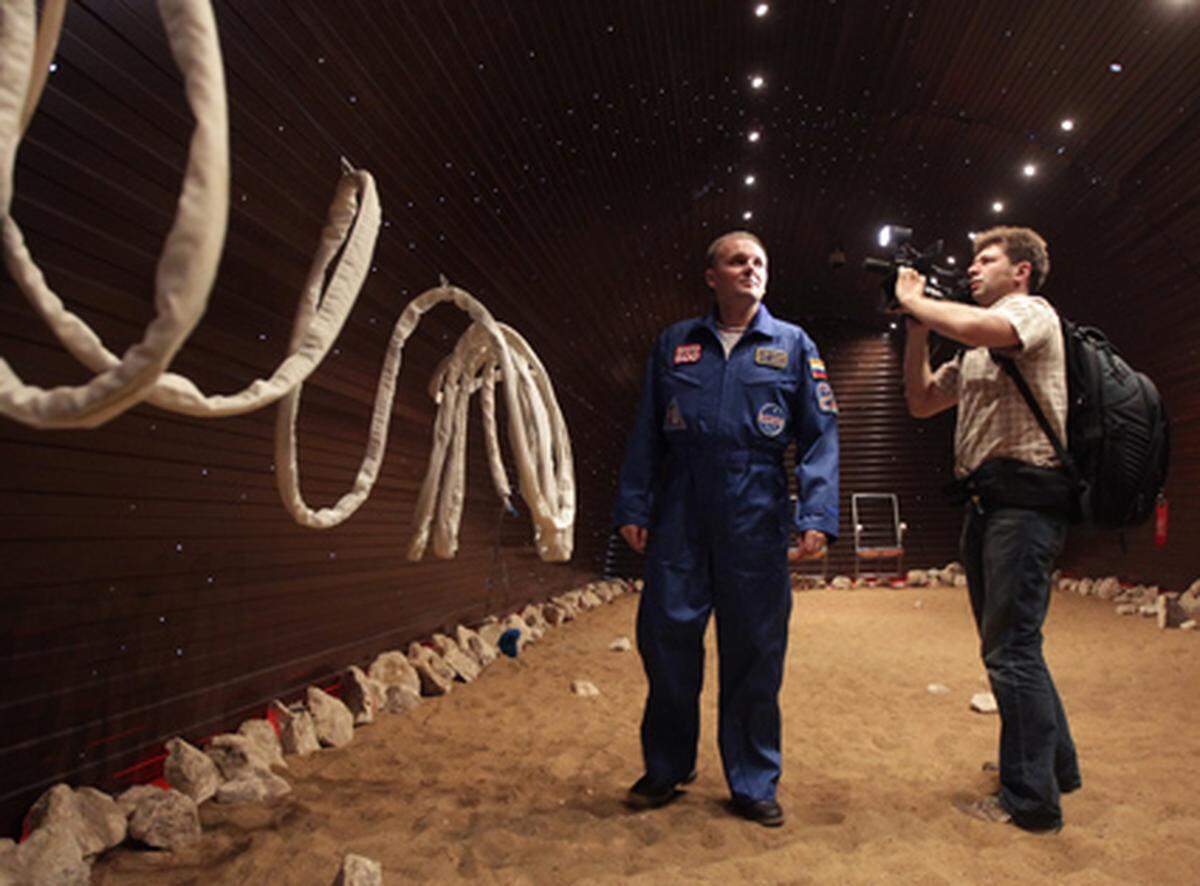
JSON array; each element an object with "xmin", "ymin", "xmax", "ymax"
[{"xmin": 931, "ymin": 293, "xmax": 1068, "ymax": 478}]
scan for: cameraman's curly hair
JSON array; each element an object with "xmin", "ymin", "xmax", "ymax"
[{"xmin": 973, "ymin": 226, "xmax": 1050, "ymax": 291}]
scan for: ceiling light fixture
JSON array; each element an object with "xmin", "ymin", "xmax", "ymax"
[
  {"xmin": 755, "ymin": 3, "xmax": 770, "ymax": 17},
  {"xmin": 742, "ymin": 210, "xmax": 754, "ymax": 220},
  {"xmin": 992, "ymin": 201, "xmax": 1005, "ymax": 213},
  {"xmin": 1109, "ymin": 62, "xmax": 1122, "ymax": 73},
  {"xmin": 1060, "ymin": 118, "xmax": 1075, "ymax": 131},
  {"xmin": 747, "ymin": 129, "xmax": 761, "ymax": 142},
  {"xmin": 744, "ymin": 174, "xmax": 756, "ymax": 186},
  {"xmin": 1023, "ymin": 163, "xmax": 1037, "ymax": 177},
  {"xmin": 750, "ymin": 75, "xmax": 765, "ymax": 90}
]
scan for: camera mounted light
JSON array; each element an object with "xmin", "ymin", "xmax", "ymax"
[{"xmin": 877, "ymin": 225, "xmax": 912, "ymax": 249}]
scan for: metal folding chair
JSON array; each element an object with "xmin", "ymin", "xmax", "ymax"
[{"xmin": 852, "ymin": 493, "xmax": 907, "ymax": 581}]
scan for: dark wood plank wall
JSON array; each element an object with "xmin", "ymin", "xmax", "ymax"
[{"xmin": 3, "ymin": 0, "xmax": 1199, "ymax": 838}]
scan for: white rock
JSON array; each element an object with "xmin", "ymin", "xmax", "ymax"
[
  {"xmin": 272, "ymin": 700, "xmax": 321, "ymax": 756},
  {"xmin": 633, "ymin": 578, "xmax": 645, "ymax": 592},
  {"xmin": 341, "ymin": 666, "xmax": 384, "ymax": 725},
  {"xmin": 333, "ymin": 853, "xmax": 383, "ymax": 886},
  {"xmin": 307, "ymin": 687, "xmax": 355, "ymax": 747},
  {"xmin": 120, "ymin": 787, "xmax": 201, "ymax": 850},
  {"xmin": 521, "ymin": 604, "xmax": 549, "ymax": 639},
  {"xmin": 906, "ymin": 569, "xmax": 930, "ymax": 587},
  {"xmin": 383, "ymin": 685, "xmax": 422, "ymax": 713},
  {"xmin": 206, "ymin": 734, "xmax": 270, "ymax": 781},
  {"xmin": 571, "ymin": 680, "xmax": 601, "ymax": 698},
  {"xmin": 477, "ymin": 620, "xmax": 506, "ymax": 647},
  {"xmin": 501, "ymin": 614, "xmax": 533, "ymax": 649},
  {"xmin": 953, "ymin": 575, "xmax": 968, "ymax": 588},
  {"xmin": 23, "ymin": 784, "xmax": 126, "ymax": 859},
  {"xmin": 609, "ymin": 636, "xmax": 633, "ymax": 652},
  {"xmin": 927, "ymin": 683, "xmax": 950, "ymax": 695},
  {"xmin": 431, "ymin": 634, "xmax": 482, "ymax": 682},
  {"xmin": 408, "ymin": 643, "xmax": 456, "ymax": 696},
  {"xmin": 542, "ymin": 602, "xmax": 571, "ymax": 626},
  {"xmin": 215, "ymin": 771, "xmax": 291, "ymax": 805},
  {"xmin": 1138, "ymin": 603, "xmax": 1158, "ymax": 617},
  {"xmin": 1115, "ymin": 603, "xmax": 1138, "ymax": 616},
  {"xmin": 830, "ymin": 576, "xmax": 852, "ymax": 589},
  {"xmin": 164, "ymin": 737, "xmax": 221, "ymax": 804},
  {"xmin": 970, "ymin": 692, "xmax": 998, "ymax": 714},
  {"xmin": 238, "ymin": 719, "xmax": 287, "ymax": 770},
  {"xmin": 367, "ymin": 651, "xmax": 421, "ymax": 697},
  {"xmin": 456, "ymin": 624, "xmax": 497, "ymax": 667},
  {"xmin": 13, "ymin": 825, "xmax": 89, "ymax": 885},
  {"xmin": 914, "ymin": 599, "xmax": 924, "ymax": 609},
  {"xmin": 1181, "ymin": 620, "xmax": 1197, "ymax": 631}
]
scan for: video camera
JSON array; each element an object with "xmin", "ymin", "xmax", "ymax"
[{"xmin": 863, "ymin": 225, "xmax": 973, "ymax": 312}]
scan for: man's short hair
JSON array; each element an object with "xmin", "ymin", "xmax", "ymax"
[
  {"xmin": 705, "ymin": 230, "xmax": 765, "ymax": 267},
  {"xmin": 973, "ymin": 226, "xmax": 1050, "ymax": 292}
]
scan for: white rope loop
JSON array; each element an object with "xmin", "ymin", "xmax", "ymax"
[
  {"xmin": 0, "ymin": 0, "xmax": 229, "ymax": 429},
  {"xmin": 1, "ymin": 0, "xmax": 575, "ymax": 562}
]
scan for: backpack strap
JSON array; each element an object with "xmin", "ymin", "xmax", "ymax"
[{"xmin": 991, "ymin": 354, "xmax": 1082, "ymax": 487}]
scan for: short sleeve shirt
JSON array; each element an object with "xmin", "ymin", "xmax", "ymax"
[{"xmin": 930, "ymin": 294, "xmax": 1067, "ymax": 478}]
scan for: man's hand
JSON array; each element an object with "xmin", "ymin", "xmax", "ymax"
[
  {"xmin": 619, "ymin": 524, "xmax": 648, "ymax": 554},
  {"xmin": 894, "ymin": 266, "xmax": 927, "ymax": 314},
  {"xmin": 798, "ymin": 530, "xmax": 827, "ymax": 557}
]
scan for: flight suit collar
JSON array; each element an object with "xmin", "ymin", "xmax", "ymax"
[{"xmin": 690, "ymin": 303, "xmax": 780, "ymax": 346}]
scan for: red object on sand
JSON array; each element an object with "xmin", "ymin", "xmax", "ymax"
[{"xmin": 1155, "ymin": 494, "xmax": 1168, "ymax": 548}]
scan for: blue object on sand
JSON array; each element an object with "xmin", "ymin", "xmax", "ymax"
[{"xmin": 498, "ymin": 627, "xmax": 521, "ymax": 658}]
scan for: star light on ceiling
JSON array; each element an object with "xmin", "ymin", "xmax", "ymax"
[
  {"xmin": 1023, "ymin": 163, "xmax": 1037, "ymax": 177},
  {"xmin": 755, "ymin": 3, "xmax": 770, "ymax": 17}
]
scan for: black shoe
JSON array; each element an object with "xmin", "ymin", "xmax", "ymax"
[
  {"xmin": 731, "ymin": 796, "xmax": 785, "ymax": 827},
  {"xmin": 627, "ymin": 774, "xmax": 685, "ymax": 810}
]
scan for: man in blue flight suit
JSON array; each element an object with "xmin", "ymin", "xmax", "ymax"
[{"xmin": 614, "ymin": 230, "xmax": 840, "ymax": 827}]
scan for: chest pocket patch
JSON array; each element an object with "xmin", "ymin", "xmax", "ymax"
[
  {"xmin": 755, "ymin": 347, "xmax": 788, "ymax": 369},
  {"xmin": 756, "ymin": 402, "xmax": 787, "ymax": 437}
]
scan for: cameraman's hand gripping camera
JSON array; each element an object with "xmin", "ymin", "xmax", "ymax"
[{"xmin": 864, "ymin": 225, "xmax": 974, "ymax": 313}]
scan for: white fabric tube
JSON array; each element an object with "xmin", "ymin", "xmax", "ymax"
[
  {"xmin": 0, "ymin": 0, "xmax": 229, "ymax": 429},
  {"xmin": 1, "ymin": 0, "xmax": 575, "ymax": 561}
]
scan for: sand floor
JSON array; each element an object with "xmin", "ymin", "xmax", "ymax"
[{"xmin": 92, "ymin": 585, "xmax": 1200, "ymax": 885}]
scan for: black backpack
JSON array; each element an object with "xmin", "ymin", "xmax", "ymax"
[{"xmin": 997, "ymin": 318, "xmax": 1170, "ymax": 529}]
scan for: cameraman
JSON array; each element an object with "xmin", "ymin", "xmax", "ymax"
[{"xmin": 898, "ymin": 226, "xmax": 1080, "ymax": 834}]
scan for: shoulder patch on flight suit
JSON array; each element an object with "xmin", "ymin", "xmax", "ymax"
[
  {"xmin": 816, "ymin": 381, "xmax": 838, "ymax": 414},
  {"xmin": 808, "ymin": 357, "xmax": 827, "ymax": 379},
  {"xmin": 754, "ymin": 347, "xmax": 788, "ymax": 369},
  {"xmin": 663, "ymin": 396, "xmax": 687, "ymax": 431},
  {"xmin": 674, "ymin": 343, "xmax": 702, "ymax": 364},
  {"xmin": 756, "ymin": 402, "xmax": 787, "ymax": 437}
]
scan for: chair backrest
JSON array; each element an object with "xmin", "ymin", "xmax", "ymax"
[{"xmin": 851, "ymin": 493, "xmax": 903, "ymax": 551}]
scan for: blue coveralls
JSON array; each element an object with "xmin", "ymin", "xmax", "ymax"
[{"xmin": 613, "ymin": 304, "xmax": 839, "ymax": 803}]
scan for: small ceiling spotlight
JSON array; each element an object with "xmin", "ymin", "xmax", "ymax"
[
  {"xmin": 1060, "ymin": 118, "xmax": 1075, "ymax": 131},
  {"xmin": 967, "ymin": 231, "xmax": 977, "ymax": 241},
  {"xmin": 755, "ymin": 3, "xmax": 770, "ymax": 17},
  {"xmin": 750, "ymin": 75, "xmax": 765, "ymax": 90},
  {"xmin": 1022, "ymin": 163, "xmax": 1037, "ymax": 177},
  {"xmin": 992, "ymin": 201, "xmax": 1005, "ymax": 213},
  {"xmin": 1109, "ymin": 62, "xmax": 1122, "ymax": 73},
  {"xmin": 742, "ymin": 210, "xmax": 754, "ymax": 221},
  {"xmin": 747, "ymin": 129, "xmax": 762, "ymax": 142},
  {"xmin": 744, "ymin": 174, "xmax": 756, "ymax": 186},
  {"xmin": 946, "ymin": 256, "xmax": 957, "ymax": 266}
]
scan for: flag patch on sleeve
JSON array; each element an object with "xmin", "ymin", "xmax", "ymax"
[
  {"xmin": 808, "ymin": 357, "xmax": 827, "ymax": 380},
  {"xmin": 754, "ymin": 347, "xmax": 788, "ymax": 369},
  {"xmin": 674, "ymin": 343, "xmax": 702, "ymax": 364}
]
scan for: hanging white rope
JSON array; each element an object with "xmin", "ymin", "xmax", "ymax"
[{"xmin": 0, "ymin": 0, "xmax": 575, "ymax": 561}]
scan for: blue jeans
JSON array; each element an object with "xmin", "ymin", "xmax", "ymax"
[{"xmin": 961, "ymin": 505, "xmax": 1080, "ymax": 831}]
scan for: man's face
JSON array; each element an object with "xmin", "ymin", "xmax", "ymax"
[
  {"xmin": 705, "ymin": 237, "xmax": 768, "ymax": 306},
  {"xmin": 968, "ymin": 243, "xmax": 1029, "ymax": 305}
]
